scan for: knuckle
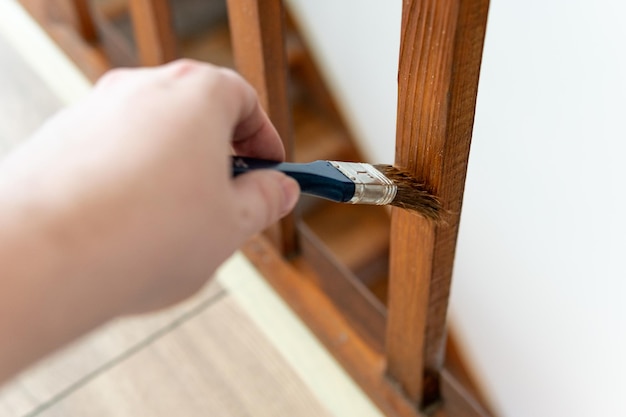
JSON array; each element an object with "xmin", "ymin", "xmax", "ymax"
[
  {"xmin": 95, "ymin": 68, "xmax": 132, "ymax": 88},
  {"xmin": 167, "ymin": 59, "xmax": 212, "ymax": 77},
  {"xmin": 214, "ymin": 68, "xmax": 248, "ymax": 94}
]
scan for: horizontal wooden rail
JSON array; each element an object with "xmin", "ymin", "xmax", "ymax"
[
  {"xmin": 299, "ymin": 223, "xmax": 386, "ymax": 353},
  {"xmin": 243, "ymin": 233, "xmax": 491, "ymax": 417}
]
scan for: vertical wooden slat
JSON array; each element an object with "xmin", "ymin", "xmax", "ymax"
[
  {"xmin": 70, "ymin": 0, "xmax": 97, "ymax": 41},
  {"xmin": 386, "ymin": 0, "xmax": 489, "ymax": 409},
  {"xmin": 128, "ymin": 0, "xmax": 177, "ymax": 66},
  {"xmin": 226, "ymin": 0, "xmax": 297, "ymax": 256}
]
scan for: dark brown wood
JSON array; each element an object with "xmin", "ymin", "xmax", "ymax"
[
  {"xmin": 299, "ymin": 224, "xmax": 386, "ymax": 354},
  {"xmin": 243, "ymin": 234, "xmax": 491, "ymax": 417},
  {"xmin": 128, "ymin": 0, "xmax": 178, "ymax": 66},
  {"xmin": 385, "ymin": 0, "xmax": 489, "ymax": 408},
  {"xmin": 70, "ymin": 0, "xmax": 97, "ymax": 41},
  {"xmin": 226, "ymin": 0, "xmax": 297, "ymax": 256}
]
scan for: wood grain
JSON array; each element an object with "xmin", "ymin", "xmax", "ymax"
[
  {"xmin": 243, "ymin": 234, "xmax": 492, "ymax": 417},
  {"xmin": 35, "ymin": 296, "xmax": 333, "ymax": 417},
  {"xmin": 69, "ymin": 0, "xmax": 97, "ymax": 41},
  {"xmin": 226, "ymin": 0, "xmax": 297, "ymax": 256},
  {"xmin": 128, "ymin": 0, "xmax": 178, "ymax": 66},
  {"xmin": 299, "ymin": 224, "xmax": 386, "ymax": 354},
  {"xmin": 385, "ymin": 0, "xmax": 489, "ymax": 408}
]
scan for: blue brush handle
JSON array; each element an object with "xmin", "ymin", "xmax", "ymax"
[{"xmin": 232, "ymin": 156, "xmax": 355, "ymax": 203}]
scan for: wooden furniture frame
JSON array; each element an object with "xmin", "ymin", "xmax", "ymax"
[
  {"xmin": 228, "ymin": 2, "xmax": 490, "ymax": 415},
  {"xmin": 19, "ymin": 0, "xmax": 491, "ymax": 415}
]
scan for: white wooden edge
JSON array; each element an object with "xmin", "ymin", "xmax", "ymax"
[
  {"xmin": 0, "ymin": 0, "xmax": 92, "ymax": 105},
  {"xmin": 217, "ymin": 252, "xmax": 383, "ymax": 417}
]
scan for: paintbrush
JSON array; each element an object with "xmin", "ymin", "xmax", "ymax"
[{"xmin": 232, "ymin": 156, "xmax": 442, "ymax": 221}]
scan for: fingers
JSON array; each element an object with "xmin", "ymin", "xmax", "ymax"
[
  {"xmin": 231, "ymin": 100, "xmax": 285, "ymax": 161},
  {"xmin": 94, "ymin": 60, "xmax": 210, "ymax": 90},
  {"xmin": 94, "ymin": 60, "xmax": 286, "ymax": 162},
  {"xmin": 230, "ymin": 171, "xmax": 299, "ymax": 238},
  {"xmin": 180, "ymin": 64, "xmax": 285, "ymax": 161},
  {"xmin": 209, "ymin": 68, "xmax": 285, "ymax": 161}
]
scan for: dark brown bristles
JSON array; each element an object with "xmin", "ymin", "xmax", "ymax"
[{"xmin": 373, "ymin": 164, "xmax": 443, "ymax": 222}]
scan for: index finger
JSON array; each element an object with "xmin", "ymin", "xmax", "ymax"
[
  {"xmin": 155, "ymin": 61, "xmax": 287, "ymax": 162},
  {"xmin": 214, "ymin": 69, "xmax": 285, "ymax": 162},
  {"xmin": 231, "ymin": 98, "xmax": 285, "ymax": 162}
]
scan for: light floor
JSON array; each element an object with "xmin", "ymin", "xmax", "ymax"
[{"xmin": 0, "ymin": 2, "xmax": 382, "ymax": 416}]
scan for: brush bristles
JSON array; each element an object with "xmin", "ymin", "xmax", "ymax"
[{"xmin": 373, "ymin": 165, "xmax": 443, "ymax": 221}]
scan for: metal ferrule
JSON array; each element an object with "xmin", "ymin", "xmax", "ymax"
[{"xmin": 330, "ymin": 161, "xmax": 397, "ymax": 205}]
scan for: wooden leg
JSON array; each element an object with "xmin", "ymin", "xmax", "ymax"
[
  {"xmin": 226, "ymin": 0, "xmax": 297, "ymax": 256},
  {"xmin": 128, "ymin": 0, "xmax": 177, "ymax": 66},
  {"xmin": 70, "ymin": 0, "xmax": 97, "ymax": 41},
  {"xmin": 385, "ymin": 0, "xmax": 489, "ymax": 409}
]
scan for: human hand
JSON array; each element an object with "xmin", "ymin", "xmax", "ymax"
[{"xmin": 0, "ymin": 60, "xmax": 299, "ymax": 322}]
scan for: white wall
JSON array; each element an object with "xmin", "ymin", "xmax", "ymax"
[
  {"xmin": 286, "ymin": 0, "xmax": 401, "ymax": 163},
  {"xmin": 286, "ymin": 1, "xmax": 626, "ymax": 416}
]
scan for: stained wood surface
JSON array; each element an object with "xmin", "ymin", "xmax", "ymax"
[
  {"xmin": 128, "ymin": 0, "xmax": 178, "ymax": 65},
  {"xmin": 299, "ymin": 224, "xmax": 386, "ymax": 354},
  {"xmin": 70, "ymin": 0, "xmax": 97, "ymax": 41},
  {"xmin": 243, "ymin": 234, "xmax": 492, "ymax": 417},
  {"xmin": 386, "ymin": 0, "xmax": 489, "ymax": 408},
  {"xmin": 226, "ymin": 0, "xmax": 297, "ymax": 255}
]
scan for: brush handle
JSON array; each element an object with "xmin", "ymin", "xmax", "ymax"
[{"xmin": 231, "ymin": 156, "xmax": 355, "ymax": 203}]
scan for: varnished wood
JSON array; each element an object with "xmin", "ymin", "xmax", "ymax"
[
  {"xmin": 299, "ymin": 224, "xmax": 386, "ymax": 354},
  {"xmin": 128, "ymin": 0, "xmax": 178, "ymax": 66},
  {"xmin": 70, "ymin": 0, "xmax": 97, "ymax": 41},
  {"xmin": 226, "ymin": 0, "xmax": 297, "ymax": 256},
  {"xmin": 243, "ymin": 234, "xmax": 491, "ymax": 417},
  {"xmin": 386, "ymin": 0, "xmax": 489, "ymax": 408}
]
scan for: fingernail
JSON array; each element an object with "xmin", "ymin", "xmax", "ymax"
[{"xmin": 280, "ymin": 176, "xmax": 300, "ymax": 216}]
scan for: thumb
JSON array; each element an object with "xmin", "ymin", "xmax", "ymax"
[{"xmin": 231, "ymin": 170, "xmax": 300, "ymax": 237}]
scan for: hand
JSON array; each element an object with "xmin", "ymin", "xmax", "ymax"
[{"xmin": 0, "ymin": 60, "xmax": 299, "ymax": 380}]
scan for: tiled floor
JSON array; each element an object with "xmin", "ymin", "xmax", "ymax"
[{"xmin": 0, "ymin": 3, "xmax": 382, "ymax": 416}]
